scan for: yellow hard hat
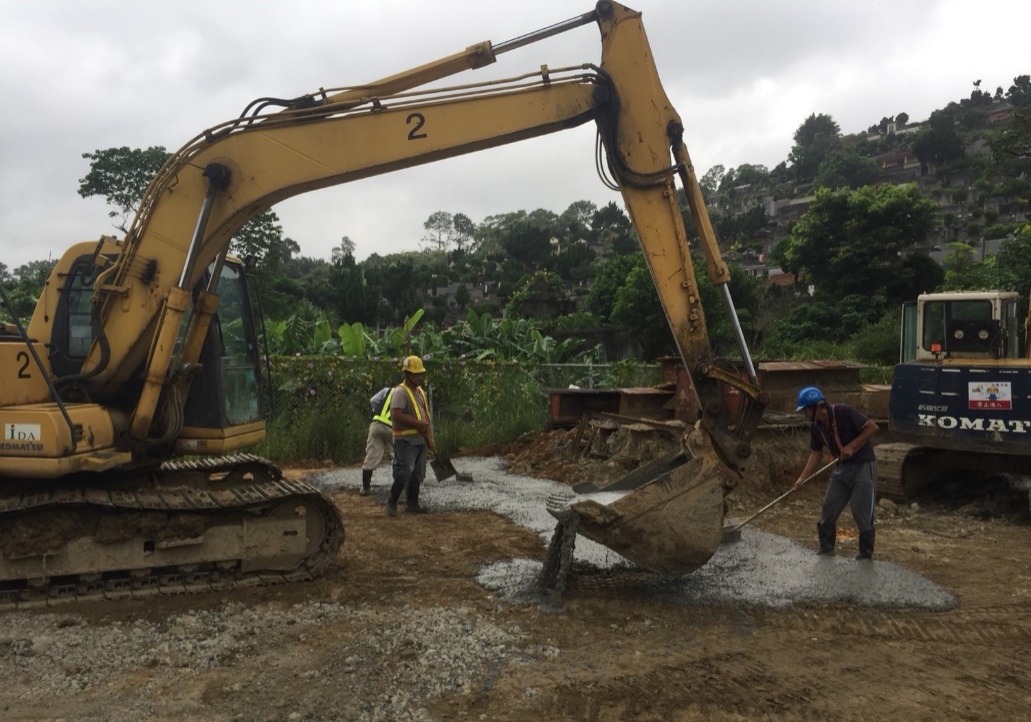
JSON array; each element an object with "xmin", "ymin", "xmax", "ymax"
[{"xmin": 401, "ymin": 355, "xmax": 426, "ymax": 374}]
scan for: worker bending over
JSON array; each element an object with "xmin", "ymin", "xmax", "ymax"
[{"xmin": 793, "ymin": 386, "xmax": 879, "ymax": 560}]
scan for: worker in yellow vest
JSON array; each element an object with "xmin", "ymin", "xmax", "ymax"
[{"xmin": 386, "ymin": 355, "xmax": 435, "ymax": 516}]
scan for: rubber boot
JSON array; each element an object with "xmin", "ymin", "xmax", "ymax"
[
  {"xmin": 405, "ymin": 476, "xmax": 428, "ymax": 514},
  {"xmin": 386, "ymin": 478, "xmax": 404, "ymax": 517},
  {"xmin": 816, "ymin": 521, "xmax": 836, "ymax": 556},
  {"xmin": 855, "ymin": 529, "xmax": 875, "ymax": 561},
  {"xmin": 360, "ymin": 469, "xmax": 372, "ymax": 496}
]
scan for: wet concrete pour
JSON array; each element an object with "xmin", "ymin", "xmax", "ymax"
[{"xmin": 312, "ymin": 457, "xmax": 957, "ymax": 612}]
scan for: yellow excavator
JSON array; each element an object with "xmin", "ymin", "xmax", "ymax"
[{"xmin": 0, "ymin": 1, "xmax": 765, "ymax": 605}]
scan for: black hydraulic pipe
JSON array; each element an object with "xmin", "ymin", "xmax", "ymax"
[{"xmin": 0, "ymin": 282, "xmax": 78, "ymax": 452}]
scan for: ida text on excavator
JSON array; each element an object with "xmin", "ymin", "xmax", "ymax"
[{"xmin": 0, "ymin": 1, "xmax": 764, "ymax": 605}]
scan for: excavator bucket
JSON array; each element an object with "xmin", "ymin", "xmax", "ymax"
[{"xmin": 551, "ymin": 428, "xmax": 735, "ymax": 575}]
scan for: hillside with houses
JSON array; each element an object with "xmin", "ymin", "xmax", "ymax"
[{"xmin": 704, "ymin": 82, "xmax": 1028, "ymax": 290}]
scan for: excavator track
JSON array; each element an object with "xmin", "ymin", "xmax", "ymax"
[
  {"xmin": 874, "ymin": 442, "xmax": 920, "ymax": 501},
  {"xmin": 0, "ymin": 454, "xmax": 344, "ymax": 609}
]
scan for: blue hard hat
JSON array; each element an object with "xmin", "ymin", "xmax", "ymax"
[{"xmin": 795, "ymin": 386, "xmax": 825, "ymax": 411}]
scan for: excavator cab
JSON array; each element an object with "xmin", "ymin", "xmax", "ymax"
[
  {"xmin": 176, "ymin": 260, "xmax": 267, "ymax": 453},
  {"xmin": 11, "ymin": 243, "xmax": 268, "ymax": 465}
]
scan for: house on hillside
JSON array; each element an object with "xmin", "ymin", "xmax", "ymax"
[
  {"xmin": 885, "ymin": 120, "xmax": 924, "ymax": 136},
  {"xmin": 724, "ymin": 183, "xmax": 772, "ymax": 216},
  {"xmin": 927, "ymin": 237, "xmax": 1011, "ymax": 265},
  {"xmin": 765, "ymin": 266, "xmax": 795, "ymax": 289},
  {"xmin": 877, "ymin": 146, "xmax": 922, "ymax": 181},
  {"xmin": 737, "ymin": 260, "xmax": 768, "ymax": 281},
  {"xmin": 986, "ymin": 101, "xmax": 1014, "ymax": 125},
  {"xmin": 766, "ymin": 194, "xmax": 814, "ymax": 230}
]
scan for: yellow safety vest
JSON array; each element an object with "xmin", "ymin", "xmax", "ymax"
[
  {"xmin": 393, "ymin": 384, "xmax": 429, "ymax": 438},
  {"xmin": 372, "ymin": 389, "xmax": 393, "ymax": 427}
]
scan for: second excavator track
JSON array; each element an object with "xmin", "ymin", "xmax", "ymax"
[{"xmin": 0, "ymin": 454, "xmax": 344, "ymax": 609}]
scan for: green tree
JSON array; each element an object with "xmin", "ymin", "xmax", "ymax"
[
  {"xmin": 990, "ymin": 106, "xmax": 1031, "ymax": 178},
  {"xmin": 557, "ymin": 200, "xmax": 596, "ymax": 242},
  {"xmin": 369, "ymin": 256, "xmax": 423, "ymax": 326},
  {"xmin": 849, "ymin": 311, "xmax": 901, "ymax": 366},
  {"xmin": 329, "ymin": 249, "xmax": 378, "ymax": 324},
  {"xmin": 589, "ymin": 201, "xmax": 635, "ymax": 254},
  {"xmin": 331, "ymin": 236, "xmax": 356, "ymax": 264},
  {"xmin": 422, "ymin": 211, "xmax": 454, "ymax": 251},
  {"xmin": 454, "ymin": 283, "xmax": 471, "ymax": 311},
  {"xmin": 0, "ymin": 260, "xmax": 56, "ymax": 323},
  {"xmin": 78, "ymin": 146, "xmax": 170, "ymax": 230},
  {"xmin": 996, "ymin": 224, "xmax": 1031, "ymax": 292},
  {"xmin": 499, "ymin": 210, "xmax": 557, "ymax": 266},
  {"xmin": 550, "ymin": 241, "xmax": 596, "ymax": 282},
  {"xmin": 941, "ymin": 249, "xmax": 1008, "ymax": 291},
  {"xmin": 886, "ymin": 253, "xmax": 945, "ymax": 303},
  {"xmin": 451, "ymin": 213, "xmax": 476, "ymax": 251},
  {"xmin": 774, "ymin": 184, "xmax": 937, "ymax": 303},
  {"xmin": 788, "ymin": 113, "xmax": 841, "ymax": 181},
  {"xmin": 912, "ymin": 110, "xmax": 965, "ymax": 169},
  {"xmin": 229, "ymin": 211, "xmax": 302, "ymax": 319},
  {"xmin": 231, "ymin": 211, "xmax": 294, "ymax": 262},
  {"xmin": 474, "ymin": 211, "xmax": 527, "ymax": 256},
  {"xmin": 504, "ymin": 270, "xmax": 566, "ymax": 319},
  {"xmin": 764, "ymin": 300, "xmax": 840, "ymax": 348},
  {"xmin": 586, "ymin": 253, "xmax": 639, "ymax": 321},
  {"xmin": 609, "ymin": 260, "xmax": 671, "ymax": 359},
  {"xmin": 1006, "ymin": 74, "xmax": 1031, "ymax": 105},
  {"xmin": 729, "ymin": 163, "xmax": 770, "ymax": 188},
  {"xmin": 700, "ymin": 165, "xmax": 725, "ymax": 202},
  {"xmin": 813, "ymin": 147, "xmax": 881, "ymax": 190}
]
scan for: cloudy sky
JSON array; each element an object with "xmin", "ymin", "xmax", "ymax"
[{"xmin": 1, "ymin": 0, "xmax": 1028, "ymax": 271}]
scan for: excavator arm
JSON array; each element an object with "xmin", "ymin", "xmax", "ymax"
[{"xmin": 15, "ymin": 1, "xmax": 764, "ymax": 577}]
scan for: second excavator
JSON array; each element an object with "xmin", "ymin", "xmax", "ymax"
[{"xmin": 0, "ymin": 1, "xmax": 764, "ymax": 606}]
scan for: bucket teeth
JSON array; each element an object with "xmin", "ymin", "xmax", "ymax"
[{"xmin": 546, "ymin": 491, "xmax": 576, "ymax": 521}]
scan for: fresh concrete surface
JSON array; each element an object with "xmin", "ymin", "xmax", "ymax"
[{"xmin": 312, "ymin": 457, "xmax": 958, "ymax": 611}]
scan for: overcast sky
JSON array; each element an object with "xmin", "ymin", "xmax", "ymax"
[{"xmin": 1, "ymin": 0, "xmax": 1028, "ymax": 271}]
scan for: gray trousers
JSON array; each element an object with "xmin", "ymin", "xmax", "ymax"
[
  {"xmin": 820, "ymin": 460, "xmax": 877, "ymax": 533},
  {"xmin": 390, "ymin": 438, "xmax": 428, "ymax": 506}
]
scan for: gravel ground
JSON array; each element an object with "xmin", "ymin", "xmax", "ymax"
[
  {"xmin": 1, "ymin": 601, "xmax": 556, "ymax": 722},
  {"xmin": 0, "ymin": 456, "xmax": 968, "ymax": 721}
]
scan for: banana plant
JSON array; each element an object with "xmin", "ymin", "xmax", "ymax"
[
  {"xmin": 336, "ymin": 321, "xmax": 368, "ymax": 357},
  {"xmin": 382, "ymin": 309, "xmax": 425, "ymax": 357},
  {"xmin": 311, "ymin": 316, "xmax": 334, "ymax": 354}
]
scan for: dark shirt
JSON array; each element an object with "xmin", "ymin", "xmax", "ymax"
[{"xmin": 809, "ymin": 404, "xmax": 876, "ymax": 464}]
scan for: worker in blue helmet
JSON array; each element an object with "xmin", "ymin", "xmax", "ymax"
[{"xmin": 793, "ymin": 386, "xmax": 880, "ymax": 560}]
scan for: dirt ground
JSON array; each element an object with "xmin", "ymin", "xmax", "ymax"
[{"xmin": 4, "ymin": 427, "xmax": 1030, "ymax": 722}]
